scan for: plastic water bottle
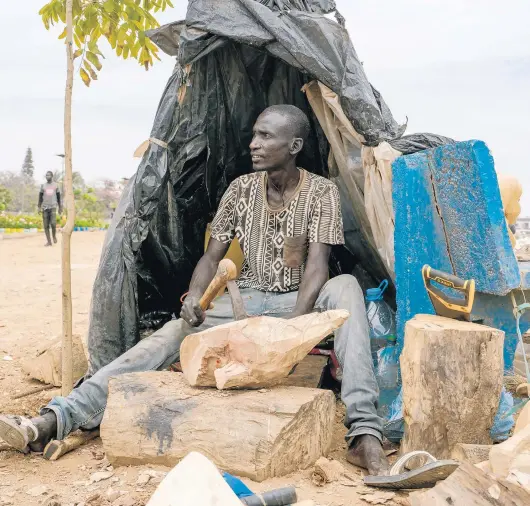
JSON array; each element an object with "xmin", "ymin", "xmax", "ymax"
[
  {"xmin": 376, "ymin": 336, "xmax": 400, "ymax": 419},
  {"xmin": 365, "ymin": 280, "xmax": 395, "ymax": 368}
]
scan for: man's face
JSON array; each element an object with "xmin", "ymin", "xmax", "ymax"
[
  {"xmin": 46, "ymin": 173, "xmax": 53, "ymax": 183},
  {"xmin": 250, "ymin": 112, "xmax": 297, "ymax": 172}
]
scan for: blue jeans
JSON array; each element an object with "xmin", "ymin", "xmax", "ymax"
[{"xmin": 45, "ymin": 275, "xmax": 383, "ymax": 443}]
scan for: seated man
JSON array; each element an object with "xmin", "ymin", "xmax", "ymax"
[{"xmin": 0, "ymin": 105, "xmax": 388, "ymax": 475}]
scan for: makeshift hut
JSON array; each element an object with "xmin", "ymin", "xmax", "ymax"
[{"xmin": 87, "ymin": 0, "xmax": 452, "ymax": 373}]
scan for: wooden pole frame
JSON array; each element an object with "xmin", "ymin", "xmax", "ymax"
[{"xmin": 61, "ymin": 0, "xmax": 75, "ymax": 396}]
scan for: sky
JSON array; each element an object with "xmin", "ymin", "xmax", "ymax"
[{"xmin": 2, "ymin": 0, "xmax": 530, "ymax": 211}]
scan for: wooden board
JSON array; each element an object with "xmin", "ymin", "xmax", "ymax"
[
  {"xmin": 409, "ymin": 462, "xmax": 530, "ymax": 505},
  {"xmin": 180, "ymin": 310, "xmax": 349, "ymax": 390},
  {"xmin": 101, "ymin": 372, "xmax": 335, "ymax": 482},
  {"xmin": 401, "ymin": 315, "xmax": 504, "ymax": 459}
]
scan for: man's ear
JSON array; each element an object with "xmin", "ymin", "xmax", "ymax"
[{"xmin": 290, "ymin": 138, "xmax": 304, "ymax": 156}]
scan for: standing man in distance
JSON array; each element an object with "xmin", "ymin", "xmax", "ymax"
[{"xmin": 38, "ymin": 171, "xmax": 62, "ymax": 247}]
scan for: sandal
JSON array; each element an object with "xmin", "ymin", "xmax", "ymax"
[
  {"xmin": 0, "ymin": 415, "xmax": 39, "ymax": 453},
  {"xmin": 364, "ymin": 451, "xmax": 459, "ymax": 489}
]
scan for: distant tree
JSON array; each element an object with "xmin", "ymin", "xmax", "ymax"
[
  {"xmin": 0, "ymin": 171, "xmax": 38, "ymax": 213},
  {"xmin": 0, "ymin": 185, "xmax": 12, "ymax": 211},
  {"xmin": 21, "ymin": 147, "xmax": 35, "ymax": 181},
  {"xmin": 72, "ymin": 171, "xmax": 86, "ymax": 190}
]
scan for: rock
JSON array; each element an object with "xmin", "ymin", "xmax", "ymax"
[
  {"xmin": 42, "ymin": 496, "xmax": 62, "ymax": 506},
  {"xmin": 112, "ymin": 496, "xmax": 139, "ymax": 506},
  {"xmin": 92, "ymin": 450, "xmax": 105, "ymax": 461},
  {"xmin": 26, "ymin": 485, "xmax": 49, "ymax": 497},
  {"xmin": 359, "ymin": 491, "xmax": 396, "ymax": 504},
  {"xmin": 105, "ymin": 489, "xmax": 120, "ymax": 502},
  {"xmin": 90, "ymin": 471, "xmax": 114, "ymax": 483},
  {"xmin": 136, "ymin": 473, "xmax": 151, "ymax": 486},
  {"xmin": 311, "ymin": 457, "xmax": 345, "ymax": 486}
]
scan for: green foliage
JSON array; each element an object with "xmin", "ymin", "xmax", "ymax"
[
  {"xmin": 75, "ymin": 186, "xmax": 107, "ymax": 222},
  {"xmin": 0, "ymin": 212, "xmax": 107, "ymax": 230},
  {"xmin": 21, "ymin": 147, "xmax": 35, "ymax": 180},
  {"xmin": 0, "ymin": 186, "xmax": 12, "ymax": 211},
  {"xmin": 39, "ymin": 0, "xmax": 174, "ymax": 86},
  {"xmin": 0, "ymin": 213, "xmax": 42, "ymax": 229}
]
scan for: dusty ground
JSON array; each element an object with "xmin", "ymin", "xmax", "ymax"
[{"xmin": 0, "ymin": 232, "xmax": 408, "ymax": 506}]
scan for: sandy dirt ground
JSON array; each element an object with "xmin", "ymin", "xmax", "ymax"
[{"xmin": 0, "ymin": 232, "xmax": 409, "ymax": 506}]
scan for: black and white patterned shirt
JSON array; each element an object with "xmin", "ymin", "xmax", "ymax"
[{"xmin": 211, "ymin": 169, "xmax": 344, "ymax": 292}]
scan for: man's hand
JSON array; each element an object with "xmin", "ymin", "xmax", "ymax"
[
  {"xmin": 180, "ymin": 295, "xmax": 206, "ymax": 327},
  {"xmin": 58, "ymin": 208, "xmax": 63, "ymax": 215},
  {"xmin": 38, "ymin": 208, "xmax": 42, "ymax": 215}
]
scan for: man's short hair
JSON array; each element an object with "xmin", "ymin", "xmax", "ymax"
[
  {"xmin": 261, "ymin": 105, "xmax": 311, "ymax": 142},
  {"xmin": 46, "ymin": 171, "xmax": 53, "ymax": 176}
]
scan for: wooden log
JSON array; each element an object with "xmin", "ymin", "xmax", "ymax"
[
  {"xmin": 515, "ymin": 401, "xmax": 530, "ymax": 434},
  {"xmin": 401, "ymin": 314, "xmax": 504, "ymax": 460},
  {"xmin": 43, "ymin": 429, "xmax": 100, "ymax": 461},
  {"xmin": 489, "ymin": 424, "xmax": 530, "ymax": 478},
  {"xmin": 180, "ymin": 310, "xmax": 349, "ymax": 389},
  {"xmin": 101, "ymin": 372, "xmax": 335, "ymax": 482},
  {"xmin": 452, "ymin": 444, "xmax": 493, "ymax": 464},
  {"xmin": 20, "ymin": 334, "xmax": 87, "ymax": 387},
  {"xmin": 409, "ymin": 462, "xmax": 530, "ymax": 505}
]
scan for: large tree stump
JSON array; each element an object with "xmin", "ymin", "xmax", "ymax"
[
  {"xmin": 101, "ymin": 372, "xmax": 335, "ymax": 481},
  {"xmin": 401, "ymin": 314, "xmax": 504, "ymax": 459}
]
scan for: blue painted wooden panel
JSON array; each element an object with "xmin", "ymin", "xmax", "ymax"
[
  {"xmin": 431, "ymin": 141, "xmax": 519, "ymax": 295},
  {"xmin": 393, "ymin": 151, "xmax": 452, "ymax": 350},
  {"xmin": 393, "ymin": 140, "xmax": 523, "ymax": 370}
]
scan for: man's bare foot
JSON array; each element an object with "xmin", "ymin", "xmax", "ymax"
[
  {"xmin": 0, "ymin": 412, "xmax": 57, "ymax": 453},
  {"xmin": 346, "ymin": 434, "xmax": 390, "ymax": 476},
  {"xmin": 53, "ymin": 237, "xmax": 57, "ymax": 244},
  {"xmin": 44, "ymin": 242, "xmax": 52, "ymax": 247}
]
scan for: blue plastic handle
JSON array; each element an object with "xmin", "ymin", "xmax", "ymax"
[{"xmin": 378, "ymin": 279, "xmax": 389, "ymax": 295}]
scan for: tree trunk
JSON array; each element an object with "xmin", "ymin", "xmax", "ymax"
[
  {"xmin": 61, "ymin": 0, "xmax": 75, "ymax": 396},
  {"xmin": 101, "ymin": 372, "xmax": 336, "ymax": 482},
  {"xmin": 401, "ymin": 314, "xmax": 504, "ymax": 460}
]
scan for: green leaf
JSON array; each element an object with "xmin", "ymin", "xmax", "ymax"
[
  {"xmin": 83, "ymin": 61, "xmax": 98, "ymax": 81},
  {"xmin": 103, "ymin": 1, "xmax": 115, "ymax": 14},
  {"xmin": 86, "ymin": 51, "xmax": 102, "ymax": 71},
  {"xmin": 79, "ymin": 68, "xmax": 91, "ymax": 87},
  {"xmin": 73, "ymin": 48, "xmax": 83, "ymax": 59},
  {"xmin": 122, "ymin": 45, "xmax": 130, "ymax": 59},
  {"xmin": 58, "ymin": 27, "xmax": 67, "ymax": 39}
]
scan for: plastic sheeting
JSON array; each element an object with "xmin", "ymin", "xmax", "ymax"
[{"xmin": 86, "ymin": 0, "xmax": 447, "ymax": 373}]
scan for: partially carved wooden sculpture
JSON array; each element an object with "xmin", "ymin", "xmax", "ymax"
[
  {"xmin": 181, "ymin": 310, "xmax": 349, "ymax": 389},
  {"xmin": 180, "ymin": 259, "xmax": 349, "ymax": 390}
]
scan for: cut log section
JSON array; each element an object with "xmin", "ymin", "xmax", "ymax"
[
  {"xmin": 101, "ymin": 372, "xmax": 335, "ymax": 482},
  {"xmin": 401, "ymin": 314, "xmax": 504, "ymax": 460},
  {"xmin": 409, "ymin": 462, "xmax": 530, "ymax": 505},
  {"xmin": 180, "ymin": 310, "xmax": 349, "ymax": 389}
]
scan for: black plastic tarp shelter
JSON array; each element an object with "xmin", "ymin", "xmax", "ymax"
[{"xmin": 87, "ymin": 0, "xmax": 450, "ymax": 374}]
